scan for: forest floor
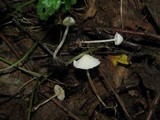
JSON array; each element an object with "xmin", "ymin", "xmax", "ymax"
[{"xmin": 0, "ymin": 0, "xmax": 160, "ymax": 120}]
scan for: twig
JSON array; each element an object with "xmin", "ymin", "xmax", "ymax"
[
  {"xmin": 99, "ymin": 68, "xmax": 133, "ymax": 119},
  {"xmin": 120, "ymin": 0, "xmax": 124, "ymax": 29},
  {"xmin": 0, "ymin": 56, "xmax": 42, "ymax": 77},
  {"xmin": 44, "ymin": 93, "xmax": 81, "ymax": 120},
  {"xmin": 18, "ymin": 77, "xmax": 37, "ymax": 92},
  {"xmin": 0, "ymin": 33, "xmax": 31, "ymax": 70},
  {"xmin": 0, "ymin": 33, "xmax": 21, "ymax": 59},
  {"xmin": 0, "ymin": 91, "xmax": 22, "ymax": 105},
  {"xmin": 83, "ymin": 27, "xmax": 160, "ymax": 43},
  {"xmin": 12, "ymin": 18, "xmax": 53, "ymax": 57},
  {"xmin": 0, "ymin": 0, "xmax": 35, "ymax": 23},
  {"xmin": 112, "ymin": 28, "xmax": 160, "ymax": 41},
  {"xmin": 146, "ymin": 90, "xmax": 160, "ymax": 120},
  {"xmin": 86, "ymin": 70, "xmax": 107, "ymax": 107},
  {"xmin": 27, "ymin": 76, "xmax": 49, "ymax": 120},
  {"xmin": 27, "ymin": 81, "xmax": 38, "ymax": 120},
  {"xmin": 0, "ymin": 42, "xmax": 38, "ymax": 74}
]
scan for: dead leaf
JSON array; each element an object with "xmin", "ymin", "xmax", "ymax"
[
  {"xmin": 139, "ymin": 64, "xmax": 160, "ymax": 92},
  {"xmin": 84, "ymin": 0, "xmax": 97, "ymax": 19},
  {"xmin": 113, "ymin": 66, "xmax": 129, "ymax": 88},
  {"xmin": 108, "ymin": 54, "xmax": 129, "ymax": 66},
  {"xmin": 145, "ymin": 0, "xmax": 160, "ymax": 27}
]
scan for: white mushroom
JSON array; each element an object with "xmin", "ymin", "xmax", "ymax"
[
  {"xmin": 63, "ymin": 17, "xmax": 75, "ymax": 26},
  {"xmin": 53, "ymin": 17, "xmax": 75, "ymax": 61},
  {"xmin": 80, "ymin": 32, "xmax": 123, "ymax": 45},
  {"xmin": 33, "ymin": 85, "xmax": 65, "ymax": 111},
  {"xmin": 54, "ymin": 84, "xmax": 65, "ymax": 101},
  {"xmin": 73, "ymin": 54, "xmax": 107, "ymax": 107},
  {"xmin": 73, "ymin": 54, "xmax": 100, "ymax": 70}
]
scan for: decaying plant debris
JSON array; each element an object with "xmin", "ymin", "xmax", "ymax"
[{"xmin": 0, "ymin": 0, "xmax": 160, "ymax": 120}]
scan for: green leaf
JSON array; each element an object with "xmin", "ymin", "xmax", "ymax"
[
  {"xmin": 62, "ymin": 0, "xmax": 77, "ymax": 12},
  {"xmin": 37, "ymin": 0, "xmax": 61, "ymax": 20},
  {"xmin": 69, "ymin": 0, "xmax": 77, "ymax": 5},
  {"xmin": 37, "ymin": 0, "xmax": 77, "ymax": 20}
]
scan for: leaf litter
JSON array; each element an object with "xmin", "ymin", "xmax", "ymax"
[{"xmin": 0, "ymin": 0, "xmax": 160, "ymax": 120}]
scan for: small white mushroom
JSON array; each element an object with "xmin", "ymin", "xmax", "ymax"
[
  {"xmin": 54, "ymin": 84, "xmax": 65, "ymax": 101},
  {"xmin": 33, "ymin": 85, "xmax": 65, "ymax": 111},
  {"xmin": 80, "ymin": 32, "xmax": 123, "ymax": 45},
  {"xmin": 53, "ymin": 17, "xmax": 75, "ymax": 61},
  {"xmin": 73, "ymin": 54, "xmax": 107, "ymax": 107},
  {"xmin": 73, "ymin": 54, "xmax": 100, "ymax": 70},
  {"xmin": 114, "ymin": 32, "xmax": 123, "ymax": 45},
  {"xmin": 63, "ymin": 17, "xmax": 75, "ymax": 26}
]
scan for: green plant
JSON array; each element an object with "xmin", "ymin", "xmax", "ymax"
[{"xmin": 37, "ymin": 0, "xmax": 77, "ymax": 20}]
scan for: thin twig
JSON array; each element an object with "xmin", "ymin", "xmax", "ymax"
[
  {"xmin": 18, "ymin": 77, "xmax": 37, "ymax": 92},
  {"xmin": 120, "ymin": 0, "xmax": 124, "ymax": 29},
  {"xmin": 86, "ymin": 70, "xmax": 107, "ymax": 107},
  {"xmin": 27, "ymin": 81, "xmax": 38, "ymax": 120},
  {"xmin": 0, "ymin": 33, "xmax": 21, "ymax": 59},
  {"xmin": 146, "ymin": 90, "xmax": 160, "ymax": 120},
  {"xmin": 0, "ymin": 56, "xmax": 42, "ymax": 77},
  {"xmin": 12, "ymin": 18, "xmax": 53, "ymax": 57},
  {"xmin": 0, "ymin": 42, "xmax": 38, "ymax": 74},
  {"xmin": 0, "ymin": 33, "xmax": 31, "ymax": 70},
  {"xmin": 83, "ymin": 27, "xmax": 160, "ymax": 42},
  {"xmin": 99, "ymin": 68, "xmax": 133, "ymax": 119},
  {"xmin": 44, "ymin": 93, "xmax": 81, "ymax": 120},
  {"xmin": 27, "ymin": 76, "xmax": 49, "ymax": 120}
]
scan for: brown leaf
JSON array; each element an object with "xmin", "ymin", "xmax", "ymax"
[
  {"xmin": 146, "ymin": 0, "xmax": 160, "ymax": 27},
  {"xmin": 113, "ymin": 66, "xmax": 129, "ymax": 88},
  {"xmin": 133, "ymin": 61, "xmax": 160, "ymax": 92},
  {"xmin": 84, "ymin": 0, "xmax": 97, "ymax": 19}
]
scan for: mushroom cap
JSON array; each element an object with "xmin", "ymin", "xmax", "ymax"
[
  {"xmin": 54, "ymin": 85, "xmax": 65, "ymax": 101},
  {"xmin": 73, "ymin": 54, "xmax": 100, "ymax": 70},
  {"xmin": 63, "ymin": 17, "xmax": 75, "ymax": 26},
  {"xmin": 114, "ymin": 32, "xmax": 123, "ymax": 45}
]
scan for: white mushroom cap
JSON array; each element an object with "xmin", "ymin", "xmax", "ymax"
[
  {"xmin": 54, "ymin": 85, "xmax": 65, "ymax": 101},
  {"xmin": 114, "ymin": 32, "xmax": 123, "ymax": 45},
  {"xmin": 73, "ymin": 54, "xmax": 100, "ymax": 70},
  {"xmin": 63, "ymin": 17, "xmax": 75, "ymax": 26}
]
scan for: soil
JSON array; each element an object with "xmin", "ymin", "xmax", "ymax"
[{"xmin": 0, "ymin": 0, "xmax": 160, "ymax": 120}]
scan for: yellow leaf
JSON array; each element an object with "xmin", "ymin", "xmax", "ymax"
[{"xmin": 108, "ymin": 54, "xmax": 129, "ymax": 66}]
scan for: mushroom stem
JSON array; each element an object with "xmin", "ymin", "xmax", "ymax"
[
  {"xmin": 33, "ymin": 85, "xmax": 65, "ymax": 111},
  {"xmin": 53, "ymin": 26, "xmax": 69, "ymax": 61},
  {"xmin": 80, "ymin": 32, "xmax": 123, "ymax": 45},
  {"xmin": 33, "ymin": 94, "xmax": 57, "ymax": 111},
  {"xmin": 86, "ymin": 70, "xmax": 107, "ymax": 107},
  {"xmin": 80, "ymin": 38, "xmax": 115, "ymax": 44}
]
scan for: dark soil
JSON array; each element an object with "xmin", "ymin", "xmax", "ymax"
[{"xmin": 0, "ymin": 0, "xmax": 160, "ymax": 120}]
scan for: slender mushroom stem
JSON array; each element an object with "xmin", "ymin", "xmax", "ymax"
[
  {"xmin": 86, "ymin": 70, "xmax": 107, "ymax": 107},
  {"xmin": 80, "ymin": 38, "xmax": 115, "ymax": 44},
  {"xmin": 53, "ymin": 26, "xmax": 69, "ymax": 61},
  {"xmin": 80, "ymin": 32, "xmax": 123, "ymax": 45},
  {"xmin": 33, "ymin": 85, "xmax": 65, "ymax": 111},
  {"xmin": 33, "ymin": 94, "xmax": 57, "ymax": 111}
]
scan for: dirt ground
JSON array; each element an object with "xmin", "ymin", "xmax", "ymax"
[{"xmin": 0, "ymin": 0, "xmax": 160, "ymax": 120}]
